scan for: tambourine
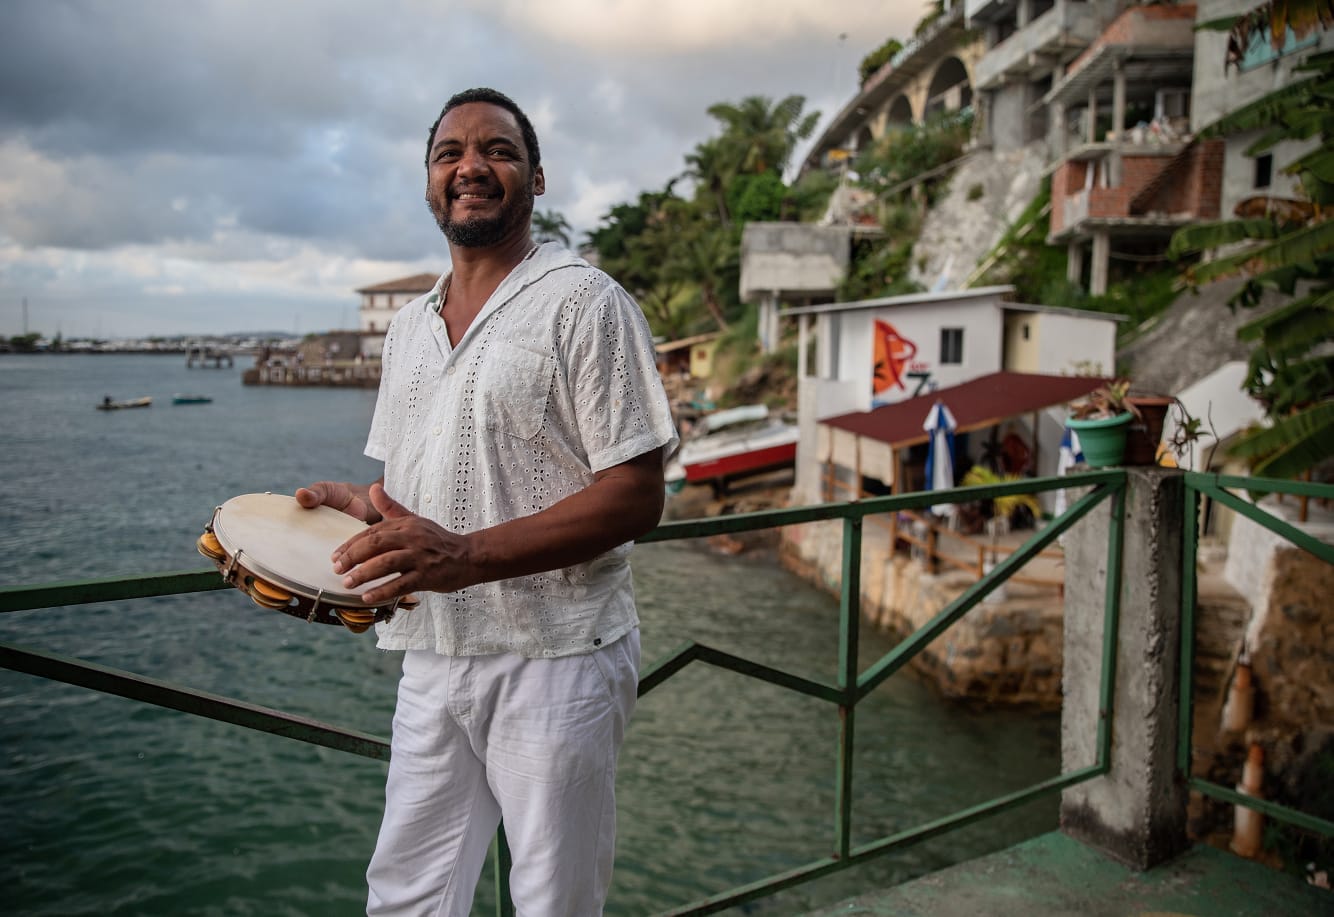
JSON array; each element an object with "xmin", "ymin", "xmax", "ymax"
[{"xmin": 198, "ymin": 492, "xmax": 417, "ymax": 633}]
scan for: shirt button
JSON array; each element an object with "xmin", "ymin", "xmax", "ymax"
[
  {"xmin": 433, "ymin": 426, "xmax": 442, "ymax": 436},
  {"xmin": 423, "ymin": 493, "xmax": 432, "ymax": 503},
  {"xmin": 447, "ymin": 365, "xmax": 456, "ymax": 375}
]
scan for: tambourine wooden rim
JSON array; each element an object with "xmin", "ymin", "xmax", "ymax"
[{"xmin": 198, "ymin": 492, "xmax": 417, "ymax": 633}]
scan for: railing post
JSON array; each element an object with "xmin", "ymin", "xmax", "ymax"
[
  {"xmin": 1060, "ymin": 468, "xmax": 1188, "ymax": 870},
  {"xmin": 835, "ymin": 515, "xmax": 862, "ymax": 860}
]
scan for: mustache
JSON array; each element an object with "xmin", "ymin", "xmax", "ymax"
[{"xmin": 448, "ymin": 180, "xmax": 500, "ymax": 196}]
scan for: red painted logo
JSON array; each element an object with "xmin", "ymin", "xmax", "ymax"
[{"xmin": 873, "ymin": 319, "xmax": 917, "ymax": 395}]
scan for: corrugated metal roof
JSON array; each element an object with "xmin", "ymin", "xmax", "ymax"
[
  {"xmin": 822, "ymin": 371, "xmax": 1109, "ymax": 448},
  {"xmin": 356, "ymin": 273, "xmax": 440, "ymax": 294}
]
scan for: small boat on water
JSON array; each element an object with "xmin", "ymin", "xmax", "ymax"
[
  {"xmin": 172, "ymin": 394, "xmax": 213, "ymax": 404},
  {"xmin": 96, "ymin": 396, "xmax": 153, "ymax": 411},
  {"xmin": 666, "ymin": 404, "xmax": 799, "ymax": 495}
]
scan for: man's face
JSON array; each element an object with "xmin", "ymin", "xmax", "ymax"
[{"xmin": 426, "ymin": 102, "xmax": 545, "ymax": 248}]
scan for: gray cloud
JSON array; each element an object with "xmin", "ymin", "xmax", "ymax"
[{"xmin": 0, "ymin": 0, "xmax": 915, "ymax": 337}]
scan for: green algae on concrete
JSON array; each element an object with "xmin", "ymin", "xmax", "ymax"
[{"xmin": 801, "ymin": 832, "xmax": 1332, "ymax": 916}]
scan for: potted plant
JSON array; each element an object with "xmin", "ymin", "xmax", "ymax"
[{"xmin": 1067, "ymin": 380, "xmax": 1139, "ymax": 468}]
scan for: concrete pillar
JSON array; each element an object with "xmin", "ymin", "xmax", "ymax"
[
  {"xmin": 1086, "ymin": 90, "xmax": 1098, "ymax": 145},
  {"xmin": 1067, "ymin": 241, "xmax": 1083, "ymax": 285},
  {"xmin": 1017, "ymin": 0, "xmax": 1032, "ymax": 28},
  {"xmin": 759, "ymin": 292, "xmax": 778, "ymax": 354},
  {"xmin": 1061, "ymin": 468, "xmax": 1189, "ymax": 871},
  {"xmin": 1090, "ymin": 231, "xmax": 1110, "ymax": 295},
  {"xmin": 798, "ymin": 313, "xmax": 811, "ymax": 379},
  {"xmin": 1112, "ymin": 63, "xmax": 1126, "ymax": 186},
  {"xmin": 1052, "ymin": 100, "xmax": 1067, "ymax": 158}
]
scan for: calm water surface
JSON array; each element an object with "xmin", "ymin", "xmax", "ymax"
[{"xmin": 0, "ymin": 354, "xmax": 1058, "ymax": 915}]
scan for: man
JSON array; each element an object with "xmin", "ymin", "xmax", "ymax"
[{"xmin": 297, "ymin": 87, "xmax": 677, "ymax": 915}]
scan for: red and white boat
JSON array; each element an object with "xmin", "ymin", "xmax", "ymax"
[{"xmin": 666, "ymin": 404, "xmax": 799, "ymax": 493}]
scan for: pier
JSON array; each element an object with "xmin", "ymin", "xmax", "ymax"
[
  {"xmin": 185, "ymin": 346, "xmax": 235, "ymax": 368},
  {"xmin": 242, "ymin": 359, "xmax": 381, "ymax": 388}
]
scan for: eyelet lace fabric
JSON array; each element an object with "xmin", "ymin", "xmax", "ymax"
[{"xmin": 365, "ymin": 243, "xmax": 678, "ymax": 658}]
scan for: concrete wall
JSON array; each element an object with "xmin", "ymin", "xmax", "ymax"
[
  {"xmin": 1033, "ymin": 311, "xmax": 1115, "ymax": 376},
  {"xmin": 1191, "ymin": 1, "xmax": 1334, "ymax": 220},
  {"xmin": 1220, "ymin": 130, "xmax": 1319, "ymax": 221},
  {"xmin": 1004, "ymin": 312, "xmax": 1041, "ymax": 372},
  {"xmin": 987, "ymin": 82, "xmax": 1037, "ymax": 150},
  {"xmin": 739, "ymin": 223, "xmax": 850, "ymax": 301},
  {"xmin": 1164, "ymin": 360, "xmax": 1266, "ymax": 472},
  {"xmin": 1190, "ymin": 0, "xmax": 1334, "ymax": 131},
  {"xmin": 836, "ymin": 301, "xmax": 1005, "ymax": 410}
]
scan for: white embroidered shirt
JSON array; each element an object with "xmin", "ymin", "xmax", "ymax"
[{"xmin": 365, "ymin": 243, "xmax": 678, "ymax": 658}]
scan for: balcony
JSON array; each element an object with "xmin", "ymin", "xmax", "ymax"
[{"xmin": 974, "ymin": 1, "xmax": 1104, "ymax": 90}]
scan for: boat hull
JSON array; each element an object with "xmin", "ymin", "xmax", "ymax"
[{"xmin": 682, "ymin": 438, "xmax": 797, "ymax": 484}]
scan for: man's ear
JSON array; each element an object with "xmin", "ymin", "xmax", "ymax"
[{"xmin": 533, "ymin": 166, "xmax": 546, "ymax": 196}]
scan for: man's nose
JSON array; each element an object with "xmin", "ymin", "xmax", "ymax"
[{"xmin": 456, "ymin": 146, "xmax": 488, "ymax": 177}]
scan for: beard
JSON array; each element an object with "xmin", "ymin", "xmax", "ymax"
[{"xmin": 430, "ymin": 182, "xmax": 535, "ymax": 248}]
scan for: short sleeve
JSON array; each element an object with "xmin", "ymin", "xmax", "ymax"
[
  {"xmin": 566, "ymin": 280, "xmax": 679, "ymax": 473},
  {"xmin": 365, "ymin": 315, "xmax": 400, "ymax": 462}
]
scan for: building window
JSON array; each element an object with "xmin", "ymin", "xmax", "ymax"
[
  {"xmin": 941, "ymin": 327, "xmax": 964, "ymax": 365},
  {"xmin": 1254, "ymin": 153, "xmax": 1273, "ymax": 189},
  {"xmin": 1021, "ymin": 323, "xmax": 1031, "ymax": 341}
]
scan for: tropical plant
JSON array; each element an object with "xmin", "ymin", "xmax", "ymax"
[
  {"xmin": 859, "ymin": 37, "xmax": 904, "ymax": 85},
  {"xmin": 531, "ymin": 208, "xmax": 572, "ymax": 246},
  {"xmin": 704, "ymin": 94, "xmax": 820, "ymax": 179},
  {"xmin": 851, "ymin": 108, "xmax": 973, "ymax": 205},
  {"xmin": 1167, "ymin": 30, "xmax": 1333, "ymax": 479},
  {"xmin": 1068, "ymin": 379, "xmax": 1139, "ymax": 421}
]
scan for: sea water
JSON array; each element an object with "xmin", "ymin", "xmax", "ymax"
[{"xmin": 0, "ymin": 353, "xmax": 1058, "ymax": 915}]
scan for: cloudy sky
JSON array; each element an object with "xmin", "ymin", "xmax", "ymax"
[{"xmin": 1, "ymin": 0, "xmax": 919, "ymax": 339}]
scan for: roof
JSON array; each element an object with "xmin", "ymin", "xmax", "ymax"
[
  {"xmin": 782, "ymin": 285, "xmax": 1014, "ymax": 318},
  {"xmin": 356, "ymin": 273, "xmax": 440, "ymax": 294},
  {"xmin": 822, "ymin": 371, "xmax": 1109, "ymax": 448}
]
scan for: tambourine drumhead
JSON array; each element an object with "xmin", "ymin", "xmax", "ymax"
[{"xmin": 212, "ymin": 492, "xmax": 399, "ymax": 609}]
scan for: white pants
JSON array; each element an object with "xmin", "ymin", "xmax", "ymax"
[{"xmin": 366, "ymin": 630, "xmax": 640, "ymax": 917}]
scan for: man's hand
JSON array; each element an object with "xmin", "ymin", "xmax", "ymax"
[
  {"xmin": 331, "ymin": 483, "xmax": 476, "ymax": 604},
  {"xmin": 295, "ymin": 481, "xmax": 380, "ymax": 524}
]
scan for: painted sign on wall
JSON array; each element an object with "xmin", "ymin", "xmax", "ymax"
[{"xmin": 872, "ymin": 319, "xmax": 933, "ymax": 403}]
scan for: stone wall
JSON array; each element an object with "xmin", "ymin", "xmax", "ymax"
[{"xmin": 780, "ymin": 517, "xmax": 1064, "ymax": 708}]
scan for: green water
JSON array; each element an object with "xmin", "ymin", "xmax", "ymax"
[{"xmin": 0, "ymin": 354, "xmax": 1059, "ymax": 915}]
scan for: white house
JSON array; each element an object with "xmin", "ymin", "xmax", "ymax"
[
  {"xmin": 787, "ymin": 285, "xmax": 1123, "ymax": 505},
  {"xmin": 356, "ymin": 273, "xmax": 439, "ymax": 358}
]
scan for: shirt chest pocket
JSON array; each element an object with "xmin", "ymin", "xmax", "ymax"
[{"xmin": 475, "ymin": 342, "xmax": 556, "ymax": 441}]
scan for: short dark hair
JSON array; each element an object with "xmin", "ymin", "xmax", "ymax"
[{"xmin": 424, "ymin": 88, "xmax": 541, "ymax": 172}]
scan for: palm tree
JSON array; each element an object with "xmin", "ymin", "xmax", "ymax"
[
  {"xmin": 684, "ymin": 138, "xmax": 733, "ymax": 224},
  {"xmin": 704, "ymin": 94, "xmax": 820, "ymax": 178},
  {"xmin": 531, "ymin": 208, "xmax": 572, "ymax": 246}
]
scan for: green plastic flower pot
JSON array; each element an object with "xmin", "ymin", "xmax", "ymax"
[{"xmin": 1067, "ymin": 411, "xmax": 1134, "ymax": 468}]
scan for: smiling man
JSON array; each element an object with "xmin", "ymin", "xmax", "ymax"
[{"xmin": 296, "ymin": 88, "xmax": 677, "ymax": 915}]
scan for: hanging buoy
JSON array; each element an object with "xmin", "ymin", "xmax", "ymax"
[{"xmin": 1231, "ymin": 742, "xmax": 1265, "ymax": 858}]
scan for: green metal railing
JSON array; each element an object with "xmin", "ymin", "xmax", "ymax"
[
  {"xmin": 1179, "ymin": 472, "xmax": 1334, "ymax": 841},
  {"xmin": 1, "ymin": 470, "xmax": 1129, "ymax": 914}
]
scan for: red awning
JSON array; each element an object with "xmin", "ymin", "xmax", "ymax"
[{"xmin": 822, "ymin": 371, "xmax": 1108, "ymax": 448}]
